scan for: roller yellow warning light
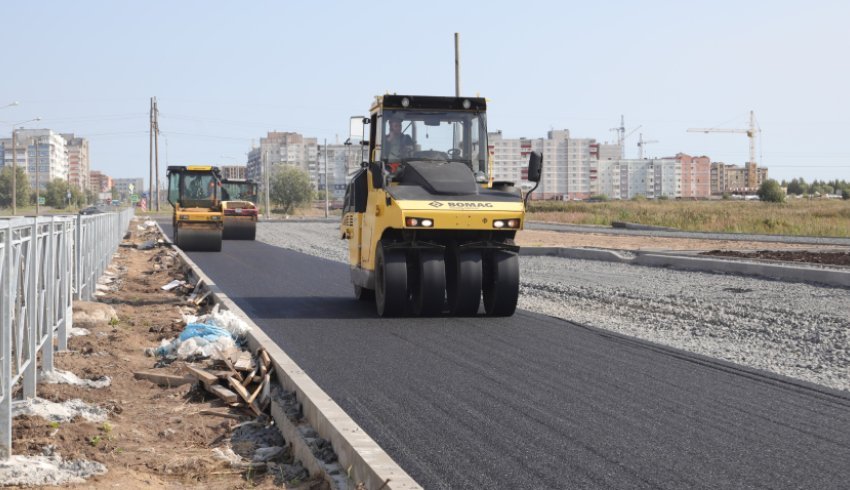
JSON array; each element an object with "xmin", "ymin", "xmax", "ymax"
[
  {"xmin": 340, "ymin": 95, "xmax": 543, "ymax": 317},
  {"xmin": 221, "ymin": 179, "xmax": 259, "ymax": 240},
  {"xmin": 166, "ymin": 165, "xmax": 224, "ymax": 252}
]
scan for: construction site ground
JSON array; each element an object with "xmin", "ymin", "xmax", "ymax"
[
  {"xmin": 10, "ymin": 221, "xmax": 324, "ymax": 489},
  {"xmin": 516, "ymin": 229, "xmax": 846, "ymax": 253}
]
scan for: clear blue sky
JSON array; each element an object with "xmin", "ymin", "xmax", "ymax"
[{"xmin": 2, "ymin": 0, "xmax": 849, "ymax": 185}]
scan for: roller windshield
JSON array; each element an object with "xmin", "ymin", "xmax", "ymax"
[
  {"xmin": 222, "ymin": 182, "xmax": 257, "ymax": 202},
  {"xmin": 181, "ymin": 173, "xmax": 218, "ymax": 208},
  {"xmin": 382, "ymin": 110, "xmax": 488, "ymax": 177}
]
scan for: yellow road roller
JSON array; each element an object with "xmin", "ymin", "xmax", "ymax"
[
  {"xmin": 221, "ymin": 179, "xmax": 259, "ymax": 240},
  {"xmin": 340, "ymin": 95, "xmax": 542, "ymax": 317},
  {"xmin": 166, "ymin": 165, "xmax": 224, "ymax": 252}
]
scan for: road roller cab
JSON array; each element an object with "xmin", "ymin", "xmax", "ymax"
[
  {"xmin": 341, "ymin": 95, "xmax": 542, "ymax": 317},
  {"xmin": 166, "ymin": 165, "xmax": 224, "ymax": 251},
  {"xmin": 221, "ymin": 179, "xmax": 259, "ymax": 240}
]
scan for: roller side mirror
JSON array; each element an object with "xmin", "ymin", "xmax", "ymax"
[{"xmin": 528, "ymin": 152, "xmax": 543, "ymax": 183}]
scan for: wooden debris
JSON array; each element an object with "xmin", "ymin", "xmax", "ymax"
[
  {"xmin": 259, "ymin": 349, "xmax": 271, "ymax": 370},
  {"xmin": 199, "ymin": 409, "xmax": 244, "ymax": 420},
  {"xmin": 228, "ymin": 376, "xmax": 261, "ymax": 416},
  {"xmin": 246, "ymin": 376, "xmax": 266, "ymax": 404},
  {"xmin": 220, "ymin": 355, "xmax": 243, "ymax": 382},
  {"xmin": 183, "ymin": 365, "xmax": 218, "ymax": 387},
  {"xmin": 233, "ymin": 351, "xmax": 253, "ymax": 371},
  {"xmin": 208, "ymin": 384, "xmax": 239, "ymax": 404},
  {"xmin": 241, "ymin": 368, "xmax": 257, "ymax": 388},
  {"xmin": 133, "ymin": 370, "xmax": 195, "ymax": 387}
]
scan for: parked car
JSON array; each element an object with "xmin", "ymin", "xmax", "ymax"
[{"xmin": 79, "ymin": 206, "xmax": 105, "ymax": 215}]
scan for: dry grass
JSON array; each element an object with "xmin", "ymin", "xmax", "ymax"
[{"xmin": 528, "ymin": 199, "xmax": 850, "ymax": 237}]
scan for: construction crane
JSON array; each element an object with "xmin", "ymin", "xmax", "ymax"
[
  {"xmin": 610, "ymin": 115, "xmax": 641, "ymax": 158},
  {"xmin": 636, "ymin": 133, "xmax": 658, "ymax": 159},
  {"xmin": 687, "ymin": 110, "xmax": 759, "ymax": 188}
]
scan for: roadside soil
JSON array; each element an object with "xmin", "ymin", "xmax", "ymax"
[
  {"xmin": 516, "ymin": 229, "xmax": 847, "ymax": 253},
  {"xmin": 11, "ymin": 219, "xmax": 323, "ymax": 489},
  {"xmin": 702, "ymin": 249, "xmax": 850, "ymax": 267}
]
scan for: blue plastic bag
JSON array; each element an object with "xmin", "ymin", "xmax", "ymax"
[{"xmin": 178, "ymin": 322, "xmax": 232, "ymax": 343}]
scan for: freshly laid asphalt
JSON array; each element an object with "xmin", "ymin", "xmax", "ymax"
[{"xmin": 161, "ymin": 222, "xmax": 850, "ymax": 489}]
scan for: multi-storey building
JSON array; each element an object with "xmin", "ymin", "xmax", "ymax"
[
  {"xmin": 590, "ymin": 158, "xmax": 680, "ymax": 200},
  {"xmin": 19, "ymin": 129, "xmax": 68, "ymax": 190},
  {"xmin": 710, "ymin": 162, "xmax": 768, "ymax": 194},
  {"xmin": 674, "ymin": 153, "xmax": 711, "ymax": 198},
  {"xmin": 62, "ymin": 134, "xmax": 89, "ymax": 192},
  {"xmin": 112, "ymin": 178, "xmax": 144, "ymax": 200},
  {"xmin": 220, "ymin": 165, "xmax": 247, "ymax": 180},
  {"xmin": 89, "ymin": 170, "xmax": 113, "ymax": 193},
  {"xmin": 489, "ymin": 130, "xmax": 620, "ymax": 200},
  {"xmin": 247, "ymin": 132, "xmax": 319, "ymax": 192},
  {"xmin": 317, "ymin": 143, "xmax": 362, "ymax": 199},
  {"xmin": 1, "ymin": 129, "xmax": 68, "ymax": 190}
]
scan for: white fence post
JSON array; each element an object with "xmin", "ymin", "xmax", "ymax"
[{"xmin": 0, "ymin": 208, "xmax": 134, "ymax": 460}]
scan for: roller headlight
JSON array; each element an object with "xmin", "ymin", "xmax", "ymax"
[
  {"xmin": 179, "ymin": 214, "xmax": 189, "ymax": 220},
  {"xmin": 493, "ymin": 220, "xmax": 505, "ymax": 229},
  {"xmin": 210, "ymin": 215, "xmax": 222, "ymax": 221},
  {"xmin": 401, "ymin": 97, "xmax": 410, "ymax": 108},
  {"xmin": 462, "ymin": 99, "xmax": 471, "ymax": 109},
  {"xmin": 493, "ymin": 218, "xmax": 520, "ymax": 229},
  {"xmin": 405, "ymin": 217, "xmax": 433, "ymax": 228}
]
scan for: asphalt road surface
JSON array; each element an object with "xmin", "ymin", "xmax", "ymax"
[{"xmin": 161, "ymin": 222, "xmax": 850, "ymax": 489}]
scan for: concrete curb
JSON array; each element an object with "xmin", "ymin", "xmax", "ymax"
[
  {"xmin": 521, "ymin": 246, "xmax": 850, "ymax": 288},
  {"xmin": 155, "ymin": 222, "xmax": 421, "ymax": 490}
]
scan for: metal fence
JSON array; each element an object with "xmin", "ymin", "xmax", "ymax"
[{"xmin": 0, "ymin": 208, "xmax": 134, "ymax": 458}]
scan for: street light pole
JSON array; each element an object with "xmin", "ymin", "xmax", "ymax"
[
  {"xmin": 35, "ymin": 136, "xmax": 40, "ymax": 215},
  {"xmin": 324, "ymin": 139, "xmax": 329, "ymax": 218}
]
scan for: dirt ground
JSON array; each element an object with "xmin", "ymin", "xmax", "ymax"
[
  {"xmin": 516, "ymin": 229, "xmax": 847, "ymax": 252},
  {"xmin": 11, "ymin": 220, "xmax": 323, "ymax": 489}
]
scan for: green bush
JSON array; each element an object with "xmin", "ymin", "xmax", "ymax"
[{"xmin": 757, "ymin": 179, "xmax": 786, "ymax": 203}]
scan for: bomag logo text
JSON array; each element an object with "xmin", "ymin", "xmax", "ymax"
[{"xmin": 446, "ymin": 202, "xmax": 493, "ymax": 208}]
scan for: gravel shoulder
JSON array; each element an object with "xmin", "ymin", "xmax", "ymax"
[{"xmin": 257, "ymin": 221, "xmax": 850, "ymax": 393}]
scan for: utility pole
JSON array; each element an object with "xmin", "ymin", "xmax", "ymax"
[
  {"xmin": 454, "ymin": 33, "xmax": 461, "ymax": 97},
  {"xmin": 264, "ymin": 152, "xmax": 271, "ymax": 220},
  {"xmin": 153, "ymin": 97, "xmax": 160, "ymax": 211},
  {"xmin": 11, "ymin": 129, "xmax": 17, "ymax": 215},
  {"xmin": 324, "ymin": 139, "xmax": 329, "ymax": 218},
  {"xmin": 149, "ymin": 97, "xmax": 154, "ymax": 210},
  {"xmin": 34, "ymin": 136, "xmax": 39, "ymax": 215}
]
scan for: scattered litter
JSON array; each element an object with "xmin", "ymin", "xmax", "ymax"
[
  {"xmin": 231, "ymin": 420, "xmax": 285, "ymax": 462},
  {"xmin": 184, "ymin": 304, "xmax": 252, "ymax": 338},
  {"xmin": 73, "ymin": 301, "xmax": 117, "ymax": 326},
  {"xmin": 133, "ymin": 370, "xmax": 195, "ymax": 387},
  {"xmin": 0, "ymin": 449, "xmax": 107, "ymax": 486},
  {"xmin": 153, "ymin": 334, "xmax": 238, "ymax": 361},
  {"xmin": 136, "ymin": 240, "xmax": 157, "ymax": 250},
  {"xmin": 212, "ymin": 447, "xmax": 243, "ymax": 466},
  {"xmin": 13, "ymin": 397, "xmax": 108, "ymax": 423},
  {"xmin": 253, "ymin": 445, "xmax": 285, "ymax": 463},
  {"xmin": 144, "ymin": 220, "xmax": 158, "ymax": 228},
  {"xmin": 161, "ymin": 279, "xmax": 188, "ymax": 291},
  {"xmin": 40, "ymin": 369, "xmax": 111, "ymax": 389},
  {"xmin": 69, "ymin": 327, "xmax": 90, "ymax": 337}
]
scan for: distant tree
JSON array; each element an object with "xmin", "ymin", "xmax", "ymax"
[
  {"xmin": 842, "ymin": 188, "xmax": 850, "ymax": 200},
  {"xmin": 757, "ymin": 179, "xmax": 786, "ymax": 203},
  {"xmin": 0, "ymin": 166, "xmax": 32, "ymax": 208},
  {"xmin": 786, "ymin": 178, "xmax": 806, "ymax": 196},
  {"xmin": 270, "ymin": 165, "xmax": 313, "ymax": 214},
  {"xmin": 44, "ymin": 179, "xmax": 71, "ymax": 208}
]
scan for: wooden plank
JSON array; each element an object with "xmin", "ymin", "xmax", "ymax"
[
  {"xmin": 233, "ymin": 351, "xmax": 253, "ymax": 371},
  {"xmin": 247, "ymin": 376, "xmax": 266, "ymax": 404},
  {"xmin": 228, "ymin": 376, "xmax": 262, "ymax": 416},
  {"xmin": 183, "ymin": 365, "xmax": 219, "ymax": 387},
  {"xmin": 208, "ymin": 384, "xmax": 239, "ymax": 404},
  {"xmin": 199, "ymin": 409, "xmax": 244, "ymax": 420},
  {"xmin": 221, "ymin": 356, "xmax": 243, "ymax": 382},
  {"xmin": 134, "ymin": 370, "xmax": 195, "ymax": 387},
  {"xmin": 241, "ymin": 368, "xmax": 257, "ymax": 388},
  {"xmin": 259, "ymin": 349, "xmax": 271, "ymax": 371}
]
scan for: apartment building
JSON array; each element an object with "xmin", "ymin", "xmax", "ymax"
[
  {"xmin": 675, "ymin": 153, "xmax": 711, "ymax": 198},
  {"xmin": 62, "ymin": 134, "xmax": 90, "ymax": 192},
  {"xmin": 14, "ymin": 129, "xmax": 68, "ymax": 190},
  {"xmin": 317, "ymin": 143, "xmax": 362, "ymax": 199},
  {"xmin": 89, "ymin": 170, "xmax": 113, "ymax": 193},
  {"xmin": 220, "ymin": 165, "xmax": 247, "ymax": 180},
  {"xmin": 247, "ymin": 132, "xmax": 319, "ymax": 191},
  {"xmin": 710, "ymin": 162, "xmax": 768, "ymax": 194}
]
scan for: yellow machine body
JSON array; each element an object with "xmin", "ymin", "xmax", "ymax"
[
  {"xmin": 221, "ymin": 180, "xmax": 259, "ymax": 240},
  {"xmin": 340, "ymin": 95, "xmax": 541, "ymax": 317},
  {"xmin": 167, "ymin": 165, "xmax": 224, "ymax": 252}
]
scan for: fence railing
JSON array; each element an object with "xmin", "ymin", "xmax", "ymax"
[{"xmin": 0, "ymin": 208, "xmax": 134, "ymax": 458}]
